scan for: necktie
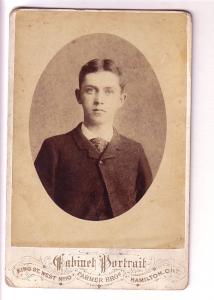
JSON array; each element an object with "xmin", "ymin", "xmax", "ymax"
[{"xmin": 90, "ymin": 137, "xmax": 108, "ymax": 153}]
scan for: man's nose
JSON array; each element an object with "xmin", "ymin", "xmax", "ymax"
[{"xmin": 94, "ymin": 92, "xmax": 104, "ymax": 104}]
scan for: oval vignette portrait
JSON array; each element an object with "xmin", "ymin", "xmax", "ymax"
[{"xmin": 29, "ymin": 33, "xmax": 167, "ymax": 221}]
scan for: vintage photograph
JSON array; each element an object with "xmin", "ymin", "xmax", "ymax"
[
  {"xmin": 6, "ymin": 9, "xmax": 191, "ymax": 289},
  {"xmin": 30, "ymin": 32, "xmax": 166, "ymax": 221}
]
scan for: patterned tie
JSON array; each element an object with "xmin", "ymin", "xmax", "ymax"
[{"xmin": 90, "ymin": 137, "xmax": 108, "ymax": 153}]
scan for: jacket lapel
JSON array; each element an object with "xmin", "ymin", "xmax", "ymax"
[
  {"xmin": 101, "ymin": 128, "xmax": 122, "ymax": 160},
  {"xmin": 72, "ymin": 123, "xmax": 100, "ymax": 159}
]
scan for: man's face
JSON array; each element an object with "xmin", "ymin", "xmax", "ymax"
[{"xmin": 76, "ymin": 71, "xmax": 126, "ymax": 126}]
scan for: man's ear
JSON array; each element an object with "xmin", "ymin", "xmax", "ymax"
[
  {"xmin": 120, "ymin": 92, "xmax": 127, "ymax": 106},
  {"xmin": 75, "ymin": 89, "xmax": 81, "ymax": 104}
]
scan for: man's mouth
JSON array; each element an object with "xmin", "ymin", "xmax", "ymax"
[{"xmin": 93, "ymin": 108, "xmax": 106, "ymax": 112}]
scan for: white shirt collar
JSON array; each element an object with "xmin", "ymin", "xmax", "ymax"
[{"xmin": 81, "ymin": 123, "xmax": 113, "ymax": 142}]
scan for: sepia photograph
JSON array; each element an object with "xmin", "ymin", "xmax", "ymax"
[{"xmin": 30, "ymin": 33, "xmax": 166, "ymax": 221}]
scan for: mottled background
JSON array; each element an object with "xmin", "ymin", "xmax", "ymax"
[{"xmin": 29, "ymin": 33, "xmax": 166, "ymax": 177}]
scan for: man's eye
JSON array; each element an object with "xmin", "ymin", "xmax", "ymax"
[
  {"xmin": 105, "ymin": 89, "xmax": 114, "ymax": 95},
  {"xmin": 85, "ymin": 88, "xmax": 95, "ymax": 94}
]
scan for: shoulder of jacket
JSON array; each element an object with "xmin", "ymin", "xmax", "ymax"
[
  {"xmin": 42, "ymin": 129, "xmax": 75, "ymax": 146},
  {"xmin": 118, "ymin": 133, "xmax": 142, "ymax": 149},
  {"xmin": 43, "ymin": 123, "xmax": 81, "ymax": 144}
]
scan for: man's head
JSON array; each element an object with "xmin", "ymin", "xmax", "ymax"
[{"xmin": 75, "ymin": 59, "xmax": 127, "ymax": 127}]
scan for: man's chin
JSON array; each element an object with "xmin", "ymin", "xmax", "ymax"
[{"xmin": 88, "ymin": 117, "xmax": 112, "ymax": 126}]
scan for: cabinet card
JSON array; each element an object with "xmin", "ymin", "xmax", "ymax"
[{"xmin": 6, "ymin": 9, "xmax": 191, "ymax": 289}]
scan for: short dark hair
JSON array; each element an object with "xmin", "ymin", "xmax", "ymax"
[{"xmin": 79, "ymin": 59, "xmax": 125, "ymax": 90}]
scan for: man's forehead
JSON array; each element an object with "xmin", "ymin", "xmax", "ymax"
[{"xmin": 82, "ymin": 71, "xmax": 120, "ymax": 86}]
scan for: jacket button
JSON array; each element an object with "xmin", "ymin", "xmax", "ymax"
[{"xmin": 99, "ymin": 160, "xmax": 104, "ymax": 165}]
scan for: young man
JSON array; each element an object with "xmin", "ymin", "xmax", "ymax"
[{"xmin": 35, "ymin": 59, "xmax": 152, "ymax": 221}]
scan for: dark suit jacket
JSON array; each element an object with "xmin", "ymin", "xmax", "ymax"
[{"xmin": 34, "ymin": 123, "xmax": 153, "ymax": 220}]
